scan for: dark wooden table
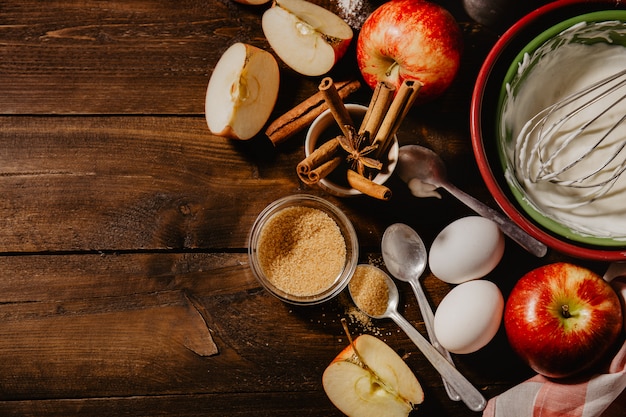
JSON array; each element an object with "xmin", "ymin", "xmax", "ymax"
[{"xmin": 0, "ymin": 1, "xmax": 608, "ymax": 416}]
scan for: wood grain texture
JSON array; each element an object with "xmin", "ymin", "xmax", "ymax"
[{"xmin": 0, "ymin": 116, "xmax": 299, "ymax": 251}]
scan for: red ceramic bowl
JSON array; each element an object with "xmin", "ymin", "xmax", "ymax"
[{"xmin": 471, "ymin": 0, "xmax": 626, "ymax": 261}]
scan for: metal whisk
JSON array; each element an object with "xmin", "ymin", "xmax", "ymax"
[{"xmin": 515, "ymin": 68, "xmax": 626, "ymax": 206}]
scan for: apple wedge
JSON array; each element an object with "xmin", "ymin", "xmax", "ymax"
[
  {"xmin": 262, "ymin": 0, "xmax": 353, "ymax": 76},
  {"xmin": 205, "ymin": 42, "xmax": 280, "ymax": 140},
  {"xmin": 323, "ymin": 334, "xmax": 424, "ymax": 417}
]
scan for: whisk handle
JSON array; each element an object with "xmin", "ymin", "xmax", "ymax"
[{"xmin": 442, "ymin": 182, "xmax": 548, "ymax": 257}]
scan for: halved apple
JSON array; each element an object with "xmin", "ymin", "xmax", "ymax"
[
  {"xmin": 205, "ymin": 42, "xmax": 280, "ymax": 140},
  {"xmin": 322, "ymin": 334, "xmax": 424, "ymax": 417},
  {"xmin": 262, "ymin": 0, "xmax": 353, "ymax": 76}
]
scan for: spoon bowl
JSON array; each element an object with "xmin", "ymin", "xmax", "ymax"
[
  {"xmin": 382, "ymin": 223, "xmax": 460, "ymax": 402},
  {"xmin": 349, "ymin": 265, "xmax": 487, "ymax": 412},
  {"xmin": 382, "ymin": 223, "xmax": 428, "ymax": 282},
  {"xmin": 367, "ymin": 267, "xmax": 400, "ymax": 320},
  {"xmin": 398, "ymin": 144, "xmax": 548, "ymax": 257},
  {"xmin": 397, "ymin": 144, "xmax": 447, "ymax": 187}
]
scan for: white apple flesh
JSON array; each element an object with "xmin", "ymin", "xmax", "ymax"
[
  {"xmin": 262, "ymin": 0, "xmax": 353, "ymax": 76},
  {"xmin": 205, "ymin": 42, "xmax": 280, "ymax": 140},
  {"xmin": 356, "ymin": 0, "xmax": 462, "ymax": 103},
  {"xmin": 322, "ymin": 334, "xmax": 424, "ymax": 417},
  {"xmin": 504, "ymin": 262, "xmax": 623, "ymax": 379}
]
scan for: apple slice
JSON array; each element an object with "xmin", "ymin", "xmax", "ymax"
[
  {"xmin": 205, "ymin": 42, "xmax": 279, "ymax": 140},
  {"xmin": 323, "ymin": 334, "xmax": 424, "ymax": 417},
  {"xmin": 262, "ymin": 0, "xmax": 353, "ymax": 76}
]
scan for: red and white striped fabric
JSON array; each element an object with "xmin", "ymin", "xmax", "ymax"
[{"xmin": 483, "ymin": 264, "xmax": 626, "ymax": 417}]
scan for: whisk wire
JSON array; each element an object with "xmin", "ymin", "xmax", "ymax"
[
  {"xmin": 539, "ymin": 96, "xmax": 626, "ymax": 184},
  {"xmin": 515, "ymin": 68, "xmax": 626, "ymax": 206}
]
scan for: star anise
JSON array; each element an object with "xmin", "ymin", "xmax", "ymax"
[{"xmin": 336, "ymin": 125, "xmax": 383, "ymax": 178}]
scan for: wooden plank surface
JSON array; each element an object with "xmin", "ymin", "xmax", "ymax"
[{"xmin": 0, "ymin": 1, "xmax": 607, "ymax": 416}]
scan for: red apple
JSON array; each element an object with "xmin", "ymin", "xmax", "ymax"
[
  {"xmin": 356, "ymin": 0, "xmax": 462, "ymax": 103},
  {"xmin": 504, "ymin": 262, "xmax": 623, "ymax": 379}
]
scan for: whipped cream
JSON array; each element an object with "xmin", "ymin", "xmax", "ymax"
[{"xmin": 501, "ymin": 20, "xmax": 626, "ymax": 241}]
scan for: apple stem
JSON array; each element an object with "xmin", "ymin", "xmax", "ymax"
[
  {"xmin": 341, "ymin": 318, "xmax": 369, "ymax": 369},
  {"xmin": 561, "ymin": 304, "xmax": 571, "ymax": 318},
  {"xmin": 340, "ymin": 318, "xmax": 354, "ymax": 345},
  {"xmin": 385, "ymin": 61, "xmax": 399, "ymax": 78}
]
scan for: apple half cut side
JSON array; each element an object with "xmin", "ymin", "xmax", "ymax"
[
  {"xmin": 262, "ymin": 0, "xmax": 353, "ymax": 76},
  {"xmin": 205, "ymin": 42, "xmax": 280, "ymax": 140},
  {"xmin": 323, "ymin": 334, "xmax": 424, "ymax": 417}
]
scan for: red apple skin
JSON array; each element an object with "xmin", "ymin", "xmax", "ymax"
[
  {"xmin": 504, "ymin": 262, "xmax": 623, "ymax": 379},
  {"xmin": 611, "ymin": 276, "xmax": 626, "ymax": 329},
  {"xmin": 332, "ymin": 38, "xmax": 351, "ymax": 67},
  {"xmin": 356, "ymin": 0, "xmax": 463, "ymax": 103}
]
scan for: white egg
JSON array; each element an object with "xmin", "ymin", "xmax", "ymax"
[
  {"xmin": 434, "ymin": 280, "xmax": 504, "ymax": 354},
  {"xmin": 429, "ymin": 216, "xmax": 505, "ymax": 284}
]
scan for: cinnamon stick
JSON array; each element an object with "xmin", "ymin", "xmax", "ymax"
[
  {"xmin": 346, "ymin": 169, "xmax": 392, "ymax": 201},
  {"xmin": 307, "ymin": 156, "xmax": 342, "ymax": 184},
  {"xmin": 358, "ymin": 81, "xmax": 395, "ymax": 141},
  {"xmin": 372, "ymin": 79, "xmax": 422, "ymax": 158},
  {"xmin": 319, "ymin": 77, "xmax": 354, "ymax": 139},
  {"xmin": 296, "ymin": 137, "xmax": 341, "ymax": 176},
  {"xmin": 265, "ymin": 80, "xmax": 361, "ymax": 146}
]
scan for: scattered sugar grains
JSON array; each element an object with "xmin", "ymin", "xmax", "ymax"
[
  {"xmin": 334, "ymin": 293, "xmax": 383, "ymax": 336},
  {"xmin": 336, "ymin": 0, "xmax": 372, "ymax": 29},
  {"xmin": 257, "ymin": 206, "xmax": 346, "ymax": 297},
  {"xmin": 349, "ymin": 265, "xmax": 389, "ymax": 317}
]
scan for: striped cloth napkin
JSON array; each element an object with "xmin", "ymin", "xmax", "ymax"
[{"xmin": 483, "ymin": 263, "xmax": 626, "ymax": 417}]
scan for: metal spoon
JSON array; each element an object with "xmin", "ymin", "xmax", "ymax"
[
  {"xmin": 349, "ymin": 266, "xmax": 487, "ymax": 412},
  {"xmin": 382, "ymin": 223, "xmax": 461, "ymax": 402},
  {"xmin": 397, "ymin": 144, "xmax": 548, "ymax": 258}
]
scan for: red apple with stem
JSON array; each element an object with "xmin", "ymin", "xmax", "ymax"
[
  {"xmin": 356, "ymin": 0, "xmax": 463, "ymax": 103},
  {"xmin": 504, "ymin": 262, "xmax": 623, "ymax": 379}
]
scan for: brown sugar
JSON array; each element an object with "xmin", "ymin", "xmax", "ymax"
[
  {"xmin": 257, "ymin": 206, "xmax": 347, "ymax": 297},
  {"xmin": 349, "ymin": 265, "xmax": 389, "ymax": 317}
]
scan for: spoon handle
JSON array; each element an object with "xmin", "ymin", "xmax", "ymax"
[
  {"xmin": 441, "ymin": 182, "xmax": 548, "ymax": 258},
  {"xmin": 389, "ymin": 310, "xmax": 487, "ymax": 412},
  {"xmin": 408, "ymin": 279, "xmax": 461, "ymax": 402}
]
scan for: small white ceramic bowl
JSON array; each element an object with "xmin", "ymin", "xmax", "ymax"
[{"xmin": 304, "ymin": 103, "xmax": 399, "ymax": 198}]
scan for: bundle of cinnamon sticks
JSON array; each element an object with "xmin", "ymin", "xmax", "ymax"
[{"xmin": 296, "ymin": 76, "xmax": 421, "ymax": 201}]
